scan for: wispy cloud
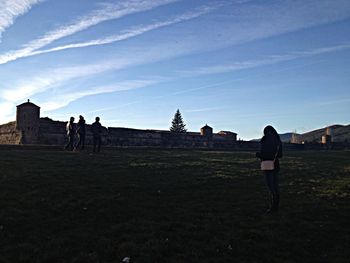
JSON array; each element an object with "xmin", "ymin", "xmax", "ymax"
[
  {"xmin": 0, "ymin": 74, "xmax": 161, "ymax": 123},
  {"xmin": 175, "ymin": 0, "xmax": 350, "ymax": 55},
  {"xmin": 40, "ymin": 79, "xmax": 159, "ymax": 112},
  {"xmin": 185, "ymin": 107, "xmax": 224, "ymax": 113},
  {"xmin": 0, "ymin": 58, "xmax": 135, "ymax": 102},
  {"xmin": 3, "ymin": 42, "xmax": 347, "ymax": 116},
  {"xmin": 27, "ymin": 5, "xmax": 217, "ymax": 56},
  {"xmin": 76, "ymin": 48, "xmax": 337, "ymax": 116},
  {"xmin": 0, "ymin": 0, "xmax": 43, "ymax": 41},
  {"xmin": 307, "ymin": 97, "xmax": 350, "ymax": 108},
  {"xmin": 2, "ymin": 0, "xmax": 349, "ymax": 66},
  {"xmin": 1, "ymin": 34, "xmax": 189, "ymax": 105},
  {"xmin": 0, "ymin": 0, "xmax": 179, "ymax": 64},
  {"xmin": 187, "ymin": 43, "xmax": 350, "ymax": 76}
]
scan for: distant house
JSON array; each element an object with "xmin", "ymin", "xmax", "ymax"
[{"xmin": 217, "ymin": 131, "xmax": 237, "ymax": 141}]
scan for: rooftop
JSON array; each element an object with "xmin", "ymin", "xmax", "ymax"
[{"xmin": 17, "ymin": 99, "xmax": 40, "ymax": 108}]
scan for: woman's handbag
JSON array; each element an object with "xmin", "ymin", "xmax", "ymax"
[
  {"xmin": 260, "ymin": 143, "xmax": 280, "ymax": 171},
  {"xmin": 261, "ymin": 160, "xmax": 275, "ymax": 170}
]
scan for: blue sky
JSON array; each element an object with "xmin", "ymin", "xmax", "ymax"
[{"xmin": 0, "ymin": 0, "xmax": 349, "ymax": 139}]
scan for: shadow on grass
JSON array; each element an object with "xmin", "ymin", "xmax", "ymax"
[{"xmin": 0, "ymin": 147, "xmax": 349, "ymax": 262}]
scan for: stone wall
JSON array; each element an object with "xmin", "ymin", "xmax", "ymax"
[
  {"xmin": 106, "ymin": 128, "xmax": 230, "ymax": 148},
  {"xmin": 107, "ymin": 128, "xmax": 163, "ymax": 147},
  {"xmin": 38, "ymin": 118, "xmax": 66, "ymax": 145},
  {"xmin": 0, "ymin": 117, "xmax": 238, "ymax": 148},
  {"xmin": 0, "ymin": 122, "xmax": 22, "ymax": 144},
  {"xmin": 212, "ymin": 134, "xmax": 237, "ymax": 149},
  {"xmin": 37, "ymin": 119, "xmax": 235, "ymax": 148}
]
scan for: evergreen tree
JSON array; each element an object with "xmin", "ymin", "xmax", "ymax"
[{"xmin": 170, "ymin": 109, "xmax": 187, "ymax": 133}]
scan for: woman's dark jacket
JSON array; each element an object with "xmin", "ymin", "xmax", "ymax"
[
  {"xmin": 77, "ymin": 119, "xmax": 86, "ymax": 135},
  {"xmin": 256, "ymin": 135, "xmax": 283, "ymax": 171}
]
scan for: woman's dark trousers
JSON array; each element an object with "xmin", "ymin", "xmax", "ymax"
[{"xmin": 264, "ymin": 170, "xmax": 280, "ymax": 212}]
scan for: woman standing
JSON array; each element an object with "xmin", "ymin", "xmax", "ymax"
[
  {"xmin": 65, "ymin": 117, "xmax": 75, "ymax": 151},
  {"xmin": 75, "ymin": 115, "xmax": 86, "ymax": 150},
  {"xmin": 256, "ymin": 125, "xmax": 283, "ymax": 214}
]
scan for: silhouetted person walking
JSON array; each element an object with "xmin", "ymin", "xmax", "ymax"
[
  {"xmin": 91, "ymin": 117, "xmax": 102, "ymax": 153},
  {"xmin": 256, "ymin": 125, "xmax": 283, "ymax": 214},
  {"xmin": 75, "ymin": 115, "xmax": 86, "ymax": 150},
  {"xmin": 65, "ymin": 117, "xmax": 75, "ymax": 151}
]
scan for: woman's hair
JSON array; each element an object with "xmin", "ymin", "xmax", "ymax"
[{"xmin": 263, "ymin": 125, "xmax": 281, "ymax": 142}]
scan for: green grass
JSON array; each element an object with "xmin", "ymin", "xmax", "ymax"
[{"xmin": 0, "ymin": 146, "xmax": 349, "ymax": 263}]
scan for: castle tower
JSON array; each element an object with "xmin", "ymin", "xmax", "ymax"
[
  {"xmin": 322, "ymin": 127, "xmax": 333, "ymax": 145},
  {"xmin": 200, "ymin": 124, "xmax": 213, "ymax": 139},
  {"xmin": 326, "ymin": 127, "xmax": 333, "ymax": 137},
  {"xmin": 291, "ymin": 130, "xmax": 301, "ymax": 144},
  {"xmin": 16, "ymin": 100, "xmax": 40, "ymax": 144}
]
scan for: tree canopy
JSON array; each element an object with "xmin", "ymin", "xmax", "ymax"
[{"xmin": 170, "ymin": 109, "xmax": 187, "ymax": 133}]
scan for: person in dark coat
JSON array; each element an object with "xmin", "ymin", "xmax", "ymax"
[
  {"xmin": 75, "ymin": 115, "xmax": 86, "ymax": 150},
  {"xmin": 65, "ymin": 117, "xmax": 75, "ymax": 151},
  {"xmin": 256, "ymin": 125, "xmax": 283, "ymax": 214},
  {"xmin": 91, "ymin": 117, "xmax": 102, "ymax": 153}
]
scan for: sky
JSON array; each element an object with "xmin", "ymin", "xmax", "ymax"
[{"xmin": 0, "ymin": 0, "xmax": 349, "ymax": 140}]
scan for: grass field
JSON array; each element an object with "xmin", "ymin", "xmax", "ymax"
[{"xmin": 0, "ymin": 146, "xmax": 349, "ymax": 263}]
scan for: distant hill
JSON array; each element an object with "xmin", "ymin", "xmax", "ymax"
[
  {"xmin": 251, "ymin": 132, "xmax": 295, "ymax": 142},
  {"xmin": 300, "ymin": 124, "xmax": 350, "ymax": 143},
  {"xmin": 250, "ymin": 124, "xmax": 350, "ymax": 143},
  {"xmin": 279, "ymin": 133, "xmax": 295, "ymax": 143}
]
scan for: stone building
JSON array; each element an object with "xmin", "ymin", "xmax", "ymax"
[
  {"xmin": 321, "ymin": 135, "xmax": 332, "ymax": 145},
  {"xmin": 217, "ymin": 131, "xmax": 237, "ymax": 141},
  {"xmin": 321, "ymin": 127, "xmax": 333, "ymax": 145},
  {"xmin": 0, "ymin": 101, "xmax": 238, "ymax": 148},
  {"xmin": 200, "ymin": 124, "xmax": 213, "ymax": 138},
  {"xmin": 16, "ymin": 100, "xmax": 40, "ymax": 144}
]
